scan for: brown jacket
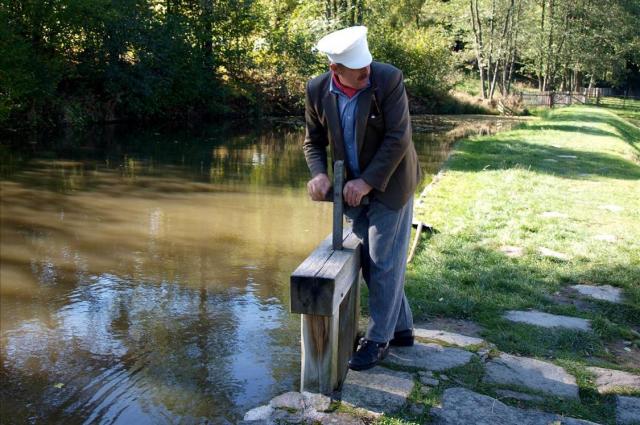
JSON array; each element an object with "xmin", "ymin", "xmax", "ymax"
[{"xmin": 303, "ymin": 61, "xmax": 421, "ymax": 210}]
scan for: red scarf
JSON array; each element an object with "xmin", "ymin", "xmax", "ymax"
[{"xmin": 332, "ymin": 73, "xmax": 358, "ymax": 98}]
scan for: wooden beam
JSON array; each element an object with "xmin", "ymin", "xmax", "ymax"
[{"xmin": 291, "ymin": 229, "xmax": 360, "ymax": 316}]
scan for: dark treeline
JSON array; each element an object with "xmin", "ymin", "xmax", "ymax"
[{"xmin": 1, "ymin": 0, "xmax": 638, "ymax": 129}]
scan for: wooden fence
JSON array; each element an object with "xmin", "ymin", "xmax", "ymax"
[
  {"xmin": 518, "ymin": 91, "xmax": 587, "ymax": 107},
  {"xmin": 516, "ymin": 91, "xmax": 640, "ymax": 111}
]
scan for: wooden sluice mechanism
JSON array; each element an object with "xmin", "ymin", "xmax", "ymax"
[{"xmin": 290, "ymin": 161, "xmax": 362, "ymax": 394}]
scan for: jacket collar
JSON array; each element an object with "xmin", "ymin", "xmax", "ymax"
[{"xmin": 323, "ymin": 63, "xmax": 378, "ymax": 159}]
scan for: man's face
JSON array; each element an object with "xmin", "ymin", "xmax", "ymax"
[{"xmin": 331, "ymin": 63, "xmax": 371, "ymax": 90}]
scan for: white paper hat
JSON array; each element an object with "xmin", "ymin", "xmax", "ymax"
[{"xmin": 315, "ymin": 26, "xmax": 372, "ymax": 69}]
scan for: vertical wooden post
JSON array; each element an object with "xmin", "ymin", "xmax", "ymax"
[
  {"xmin": 301, "ymin": 314, "xmax": 340, "ymax": 394},
  {"xmin": 333, "ymin": 161, "xmax": 344, "ymax": 251},
  {"xmin": 291, "ymin": 231, "xmax": 361, "ymax": 394}
]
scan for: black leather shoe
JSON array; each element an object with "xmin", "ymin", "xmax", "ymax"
[
  {"xmin": 348, "ymin": 339, "xmax": 389, "ymax": 371},
  {"xmin": 389, "ymin": 329, "xmax": 415, "ymax": 347}
]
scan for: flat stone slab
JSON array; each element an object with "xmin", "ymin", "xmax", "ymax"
[
  {"xmin": 617, "ymin": 396, "xmax": 640, "ymax": 425},
  {"xmin": 599, "ymin": 204, "xmax": 624, "ymax": 212},
  {"xmin": 270, "ymin": 391, "xmax": 305, "ymax": 410},
  {"xmin": 414, "ymin": 328, "xmax": 485, "ymax": 347},
  {"xmin": 244, "ymin": 405, "xmax": 273, "ymax": 421},
  {"xmin": 244, "ymin": 391, "xmax": 336, "ymax": 424},
  {"xmin": 316, "ymin": 412, "xmax": 365, "ymax": 424},
  {"xmin": 340, "ymin": 366, "xmax": 414, "ymax": 414},
  {"xmin": 499, "ymin": 245, "xmax": 524, "ymax": 258},
  {"xmin": 431, "ymin": 387, "xmax": 598, "ymax": 425},
  {"xmin": 571, "ymin": 284, "xmax": 622, "ymax": 303},
  {"xmin": 504, "ymin": 310, "xmax": 592, "ymax": 331},
  {"xmin": 594, "ymin": 234, "xmax": 617, "ymax": 243},
  {"xmin": 415, "ymin": 318, "xmax": 484, "ymax": 337},
  {"xmin": 538, "ymin": 247, "xmax": 571, "ymax": 261},
  {"xmin": 495, "ymin": 389, "xmax": 545, "ymax": 402},
  {"xmin": 384, "ymin": 342, "xmax": 475, "ymax": 371},
  {"xmin": 587, "ymin": 367, "xmax": 640, "ymax": 393},
  {"xmin": 484, "ymin": 353, "xmax": 579, "ymax": 399},
  {"xmin": 540, "ymin": 211, "xmax": 568, "ymax": 219}
]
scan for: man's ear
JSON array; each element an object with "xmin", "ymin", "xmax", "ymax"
[{"xmin": 329, "ymin": 63, "xmax": 339, "ymax": 73}]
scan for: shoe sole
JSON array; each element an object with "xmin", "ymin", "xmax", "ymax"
[
  {"xmin": 348, "ymin": 349, "xmax": 389, "ymax": 371},
  {"xmin": 389, "ymin": 337, "xmax": 414, "ymax": 347}
]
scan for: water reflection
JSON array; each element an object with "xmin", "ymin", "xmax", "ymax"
[{"xmin": 0, "ymin": 116, "xmax": 520, "ymax": 423}]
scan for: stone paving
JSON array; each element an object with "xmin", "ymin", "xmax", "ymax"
[
  {"xmin": 432, "ymin": 388, "xmax": 598, "ymax": 425},
  {"xmin": 243, "ymin": 325, "xmax": 639, "ymax": 424},
  {"xmin": 484, "ymin": 353, "xmax": 579, "ymax": 399}
]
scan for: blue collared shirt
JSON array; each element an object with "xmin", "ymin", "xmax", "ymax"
[{"xmin": 329, "ymin": 77, "xmax": 370, "ymax": 178}]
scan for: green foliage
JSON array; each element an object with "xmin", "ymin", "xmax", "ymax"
[
  {"xmin": 3, "ymin": 0, "xmax": 637, "ymax": 128},
  {"xmin": 369, "ymin": 26, "xmax": 453, "ymax": 98}
]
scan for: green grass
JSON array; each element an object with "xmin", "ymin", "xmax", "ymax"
[
  {"xmin": 597, "ymin": 96, "xmax": 640, "ymax": 124},
  {"xmin": 378, "ymin": 106, "xmax": 640, "ymax": 424}
]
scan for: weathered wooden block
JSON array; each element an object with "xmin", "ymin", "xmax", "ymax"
[{"xmin": 291, "ymin": 228, "xmax": 362, "ymax": 394}]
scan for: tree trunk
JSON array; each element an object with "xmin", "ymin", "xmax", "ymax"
[
  {"xmin": 505, "ymin": 0, "xmax": 522, "ymax": 95},
  {"xmin": 470, "ymin": 0, "xmax": 487, "ymax": 99},
  {"xmin": 487, "ymin": 0, "xmax": 496, "ymax": 97},
  {"xmin": 201, "ymin": 0, "xmax": 213, "ymax": 69},
  {"xmin": 489, "ymin": 0, "xmax": 514, "ymax": 99},
  {"xmin": 543, "ymin": 0, "xmax": 555, "ymax": 92}
]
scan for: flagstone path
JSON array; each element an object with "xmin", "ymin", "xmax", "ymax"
[{"xmin": 242, "ymin": 324, "xmax": 640, "ymax": 424}]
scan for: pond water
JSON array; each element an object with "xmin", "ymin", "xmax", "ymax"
[{"xmin": 0, "ymin": 116, "xmax": 520, "ymax": 424}]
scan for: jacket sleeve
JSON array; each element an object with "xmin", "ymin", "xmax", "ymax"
[
  {"xmin": 360, "ymin": 70, "xmax": 411, "ymax": 192},
  {"xmin": 302, "ymin": 81, "xmax": 329, "ymax": 178}
]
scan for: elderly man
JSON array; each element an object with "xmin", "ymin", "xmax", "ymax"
[{"xmin": 303, "ymin": 26, "xmax": 421, "ymax": 371}]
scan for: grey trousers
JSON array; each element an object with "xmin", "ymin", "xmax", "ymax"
[{"xmin": 346, "ymin": 196, "xmax": 414, "ymax": 343}]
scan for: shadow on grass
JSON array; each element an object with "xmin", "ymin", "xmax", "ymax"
[
  {"xmin": 448, "ymin": 138, "xmax": 640, "ymax": 180},
  {"xmin": 550, "ymin": 109, "xmax": 640, "ymax": 155},
  {"xmin": 524, "ymin": 123, "xmax": 620, "ymax": 139}
]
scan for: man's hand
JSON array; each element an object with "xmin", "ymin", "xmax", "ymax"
[
  {"xmin": 343, "ymin": 178, "xmax": 372, "ymax": 207},
  {"xmin": 307, "ymin": 173, "xmax": 331, "ymax": 201}
]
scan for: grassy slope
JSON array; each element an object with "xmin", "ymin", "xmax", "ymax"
[{"xmin": 397, "ymin": 106, "xmax": 639, "ymax": 424}]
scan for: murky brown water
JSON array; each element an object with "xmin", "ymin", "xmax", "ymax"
[{"xmin": 0, "ymin": 116, "xmax": 519, "ymax": 424}]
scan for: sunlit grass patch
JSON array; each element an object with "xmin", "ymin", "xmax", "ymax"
[{"xmin": 400, "ymin": 106, "xmax": 639, "ymax": 422}]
